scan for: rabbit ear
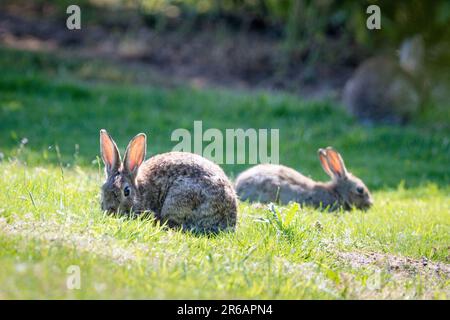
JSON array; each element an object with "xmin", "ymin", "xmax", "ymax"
[
  {"xmin": 123, "ymin": 133, "xmax": 146, "ymax": 178},
  {"xmin": 318, "ymin": 148, "xmax": 334, "ymax": 178},
  {"xmin": 100, "ymin": 129, "xmax": 121, "ymax": 175},
  {"xmin": 325, "ymin": 147, "xmax": 348, "ymax": 179}
]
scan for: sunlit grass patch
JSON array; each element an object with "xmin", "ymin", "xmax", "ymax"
[{"xmin": 0, "ymin": 162, "xmax": 448, "ymax": 299}]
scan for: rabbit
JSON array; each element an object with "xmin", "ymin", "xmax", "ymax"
[
  {"xmin": 343, "ymin": 36, "xmax": 427, "ymax": 124},
  {"xmin": 99, "ymin": 129, "xmax": 237, "ymax": 234},
  {"xmin": 235, "ymin": 147, "xmax": 373, "ymax": 211}
]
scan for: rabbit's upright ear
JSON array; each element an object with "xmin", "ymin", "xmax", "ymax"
[
  {"xmin": 325, "ymin": 147, "xmax": 348, "ymax": 179},
  {"xmin": 100, "ymin": 129, "xmax": 121, "ymax": 175},
  {"xmin": 123, "ymin": 133, "xmax": 147, "ymax": 179},
  {"xmin": 318, "ymin": 148, "xmax": 333, "ymax": 178}
]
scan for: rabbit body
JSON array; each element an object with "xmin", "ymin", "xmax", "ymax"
[
  {"xmin": 343, "ymin": 36, "xmax": 427, "ymax": 124},
  {"xmin": 135, "ymin": 151, "xmax": 237, "ymax": 233},
  {"xmin": 235, "ymin": 164, "xmax": 337, "ymax": 208},
  {"xmin": 100, "ymin": 130, "xmax": 237, "ymax": 233},
  {"xmin": 343, "ymin": 56, "xmax": 421, "ymax": 124},
  {"xmin": 235, "ymin": 147, "xmax": 373, "ymax": 211}
]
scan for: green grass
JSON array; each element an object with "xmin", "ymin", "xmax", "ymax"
[{"xmin": 0, "ymin": 47, "xmax": 449, "ymax": 299}]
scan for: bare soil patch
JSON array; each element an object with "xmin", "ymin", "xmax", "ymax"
[{"xmin": 337, "ymin": 250, "xmax": 450, "ymax": 279}]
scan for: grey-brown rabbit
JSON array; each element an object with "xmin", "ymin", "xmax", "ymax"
[
  {"xmin": 100, "ymin": 129, "xmax": 237, "ymax": 233},
  {"xmin": 235, "ymin": 147, "xmax": 373, "ymax": 211}
]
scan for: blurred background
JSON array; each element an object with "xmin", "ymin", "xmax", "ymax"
[
  {"xmin": 0, "ymin": 0, "xmax": 449, "ymax": 188},
  {"xmin": 1, "ymin": 0, "xmax": 449, "ymax": 111}
]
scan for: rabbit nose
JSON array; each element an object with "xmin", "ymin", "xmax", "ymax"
[
  {"xmin": 101, "ymin": 203, "xmax": 114, "ymax": 212},
  {"xmin": 104, "ymin": 206, "xmax": 117, "ymax": 213}
]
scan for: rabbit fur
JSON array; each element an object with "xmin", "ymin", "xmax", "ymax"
[
  {"xmin": 100, "ymin": 129, "xmax": 237, "ymax": 233},
  {"xmin": 235, "ymin": 147, "xmax": 373, "ymax": 211}
]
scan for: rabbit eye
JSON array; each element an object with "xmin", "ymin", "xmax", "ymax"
[
  {"xmin": 124, "ymin": 186, "xmax": 130, "ymax": 197},
  {"xmin": 356, "ymin": 186, "xmax": 364, "ymax": 195}
]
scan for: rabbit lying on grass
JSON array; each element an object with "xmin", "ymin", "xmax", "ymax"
[
  {"xmin": 235, "ymin": 147, "xmax": 373, "ymax": 211},
  {"xmin": 100, "ymin": 129, "xmax": 237, "ymax": 234}
]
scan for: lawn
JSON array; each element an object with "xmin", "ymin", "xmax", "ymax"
[{"xmin": 0, "ymin": 47, "xmax": 449, "ymax": 299}]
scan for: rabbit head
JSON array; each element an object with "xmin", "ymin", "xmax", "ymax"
[
  {"xmin": 100, "ymin": 129, "xmax": 146, "ymax": 214},
  {"xmin": 318, "ymin": 147, "xmax": 373, "ymax": 210}
]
